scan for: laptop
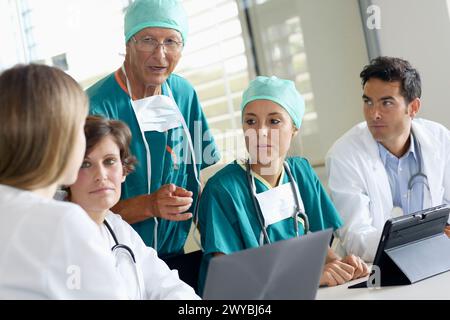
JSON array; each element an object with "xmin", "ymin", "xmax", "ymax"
[
  {"xmin": 349, "ymin": 204, "xmax": 450, "ymax": 288},
  {"xmin": 202, "ymin": 229, "xmax": 332, "ymax": 300}
]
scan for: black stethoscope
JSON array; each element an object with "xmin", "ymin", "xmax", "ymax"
[
  {"xmin": 103, "ymin": 220, "xmax": 137, "ymax": 263},
  {"xmin": 103, "ymin": 220, "xmax": 143, "ymax": 299},
  {"xmin": 245, "ymin": 160, "xmax": 310, "ymax": 245}
]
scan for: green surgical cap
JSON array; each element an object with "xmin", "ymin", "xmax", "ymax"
[
  {"xmin": 241, "ymin": 76, "xmax": 305, "ymax": 128},
  {"xmin": 124, "ymin": 0, "xmax": 188, "ymax": 44}
]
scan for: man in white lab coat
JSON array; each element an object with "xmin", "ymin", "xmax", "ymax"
[{"xmin": 326, "ymin": 57, "xmax": 450, "ymax": 262}]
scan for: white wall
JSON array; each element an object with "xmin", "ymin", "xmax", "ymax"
[
  {"xmin": 372, "ymin": 0, "xmax": 450, "ymax": 129},
  {"xmin": 298, "ymin": 0, "xmax": 368, "ymax": 162}
]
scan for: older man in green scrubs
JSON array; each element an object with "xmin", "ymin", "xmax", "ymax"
[{"xmin": 87, "ymin": 0, "xmax": 220, "ymax": 258}]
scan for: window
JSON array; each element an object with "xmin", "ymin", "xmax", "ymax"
[
  {"xmin": 52, "ymin": 53, "xmax": 69, "ymax": 71},
  {"xmin": 177, "ymin": 0, "xmax": 319, "ymax": 165},
  {"xmin": 245, "ymin": 0, "xmax": 319, "ymax": 162},
  {"xmin": 2, "ymin": 0, "xmax": 320, "ymax": 166},
  {"xmin": 176, "ymin": 0, "xmax": 252, "ymax": 164},
  {"xmin": 17, "ymin": 0, "xmax": 38, "ymax": 61}
]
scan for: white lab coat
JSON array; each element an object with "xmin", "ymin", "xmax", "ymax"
[
  {"xmin": 0, "ymin": 184, "xmax": 128, "ymax": 299},
  {"xmin": 326, "ymin": 119, "xmax": 450, "ymax": 262},
  {"xmin": 102, "ymin": 211, "xmax": 200, "ymax": 300}
]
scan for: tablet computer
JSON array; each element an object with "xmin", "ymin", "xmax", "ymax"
[{"xmin": 349, "ymin": 204, "xmax": 450, "ymax": 288}]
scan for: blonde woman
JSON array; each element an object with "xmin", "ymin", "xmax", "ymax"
[{"xmin": 0, "ymin": 64, "xmax": 127, "ymax": 299}]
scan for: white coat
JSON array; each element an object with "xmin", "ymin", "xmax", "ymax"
[
  {"xmin": 326, "ymin": 119, "xmax": 450, "ymax": 262},
  {"xmin": 102, "ymin": 211, "xmax": 200, "ymax": 300},
  {"xmin": 0, "ymin": 184, "xmax": 128, "ymax": 299}
]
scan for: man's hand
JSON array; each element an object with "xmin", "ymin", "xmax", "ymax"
[
  {"xmin": 112, "ymin": 184, "xmax": 193, "ymax": 224},
  {"xmin": 340, "ymin": 254, "xmax": 370, "ymax": 280},
  {"xmin": 320, "ymin": 260, "xmax": 355, "ymax": 287},
  {"xmin": 150, "ymin": 184, "xmax": 194, "ymax": 221},
  {"xmin": 445, "ymin": 226, "xmax": 450, "ymax": 238}
]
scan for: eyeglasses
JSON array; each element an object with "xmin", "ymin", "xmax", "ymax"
[{"xmin": 132, "ymin": 36, "xmax": 183, "ymax": 54}]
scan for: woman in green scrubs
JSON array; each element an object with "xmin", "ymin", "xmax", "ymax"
[{"xmin": 198, "ymin": 76, "xmax": 369, "ymax": 295}]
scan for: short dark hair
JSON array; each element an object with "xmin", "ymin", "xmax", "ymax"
[
  {"xmin": 360, "ymin": 56, "xmax": 421, "ymax": 103},
  {"xmin": 84, "ymin": 115, "xmax": 137, "ymax": 175}
]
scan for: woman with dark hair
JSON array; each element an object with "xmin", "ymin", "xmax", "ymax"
[{"xmin": 69, "ymin": 116, "xmax": 199, "ymax": 300}]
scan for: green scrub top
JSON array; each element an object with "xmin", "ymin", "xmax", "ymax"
[
  {"xmin": 87, "ymin": 71, "xmax": 220, "ymax": 257},
  {"xmin": 197, "ymin": 157, "xmax": 343, "ymax": 295}
]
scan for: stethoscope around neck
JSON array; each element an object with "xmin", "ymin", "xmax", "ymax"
[
  {"xmin": 245, "ymin": 160, "xmax": 310, "ymax": 245},
  {"xmin": 103, "ymin": 220, "xmax": 143, "ymax": 299},
  {"xmin": 104, "ymin": 220, "xmax": 136, "ymax": 263},
  {"xmin": 406, "ymin": 132, "xmax": 432, "ymax": 213}
]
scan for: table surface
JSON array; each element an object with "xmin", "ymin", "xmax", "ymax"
[{"xmin": 316, "ymin": 269, "xmax": 450, "ymax": 300}]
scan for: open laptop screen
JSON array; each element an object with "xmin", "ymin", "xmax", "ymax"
[{"xmin": 203, "ymin": 229, "xmax": 332, "ymax": 300}]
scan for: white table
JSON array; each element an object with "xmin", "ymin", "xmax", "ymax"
[{"xmin": 317, "ymin": 270, "xmax": 450, "ymax": 300}]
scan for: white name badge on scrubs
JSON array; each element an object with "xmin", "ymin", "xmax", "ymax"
[
  {"xmin": 131, "ymin": 94, "xmax": 182, "ymax": 133},
  {"xmin": 255, "ymin": 182, "xmax": 303, "ymax": 227}
]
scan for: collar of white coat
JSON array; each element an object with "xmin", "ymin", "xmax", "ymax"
[
  {"xmin": 100, "ymin": 212, "xmax": 116, "ymax": 248},
  {"xmin": 360, "ymin": 119, "xmax": 439, "ymax": 164},
  {"xmin": 362, "ymin": 118, "xmax": 442, "ymax": 206},
  {"xmin": 411, "ymin": 119, "xmax": 443, "ymax": 205},
  {"xmin": 359, "ymin": 123, "xmax": 394, "ymax": 218},
  {"xmin": 105, "ymin": 210, "xmax": 115, "ymax": 223},
  {"xmin": 411, "ymin": 119, "xmax": 441, "ymax": 163}
]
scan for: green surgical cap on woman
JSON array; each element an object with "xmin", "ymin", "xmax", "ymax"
[
  {"xmin": 124, "ymin": 0, "xmax": 189, "ymax": 44},
  {"xmin": 241, "ymin": 76, "xmax": 305, "ymax": 129}
]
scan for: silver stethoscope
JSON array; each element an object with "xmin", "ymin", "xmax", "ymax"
[
  {"xmin": 245, "ymin": 160, "xmax": 310, "ymax": 245},
  {"xmin": 104, "ymin": 220, "xmax": 143, "ymax": 299},
  {"xmin": 406, "ymin": 132, "xmax": 431, "ymax": 213}
]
